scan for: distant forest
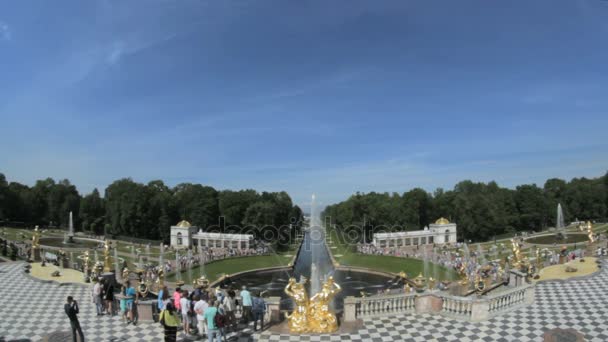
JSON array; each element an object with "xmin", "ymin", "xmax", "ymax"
[
  {"xmin": 0, "ymin": 173, "xmax": 303, "ymax": 242},
  {"xmin": 322, "ymin": 172, "xmax": 608, "ymax": 242}
]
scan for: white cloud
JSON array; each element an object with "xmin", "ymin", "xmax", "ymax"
[{"xmin": 0, "ymin": 21, "xmax": 11, "ymax": 41}]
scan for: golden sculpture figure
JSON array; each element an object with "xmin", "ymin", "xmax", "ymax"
[
  {"xmin": 82, "ymin": 251, "xmax": 90, "ymax": 276},
  {"xmin": 587, "ymin": 221, "xmax": 595, "ymax": 243},
  {"xmin": 510, "ymin": 238, "xmax": 523, "ymax": 268},
  {"xmin": 458, "ymin": 262, "xmax": 469, "ymax": 286},
  {"xmin": 103, "ymin": 240, "xmax": 112, "ymax": 272},
  {"xmin": 308, "ymin": 276, "xmax": 342, "ymax": 333},
  {"xmin": 156, "ymin": 268, "xmax": 164, "ymax": 287},
  {"xmin": 32, "ymin": 226, "xmax": 41, "ymax": 249},
  {"xmin": 284, "ymin": 277, "xmax": 310, "ymax": 333},
  {"xmin": 122, "ymin": 267, "xmax": 129, "ymax": 281}
]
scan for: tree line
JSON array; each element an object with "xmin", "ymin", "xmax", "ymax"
[
  {"xmin": 322, "ymin": 172, "xmax": 608, "ymax": 242},
  {"xmin": 0, "ymin": 173, "xmax": 304, "ymax": 242}
]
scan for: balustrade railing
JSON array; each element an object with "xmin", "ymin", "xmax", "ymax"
[
  {"xmin": 345, "ymin": 283, "xmax": 534, "ymax": 322},
  {"xmin": 441, "ymin": 295, "xmax": 473, "ymax": 318},
  {"xmin": 353, "ymin": 292, "xmax": 416, "ymax": 318},
  {"xmin": 487, "ymin": 284, "xmax": 531, "ymax": 315}
]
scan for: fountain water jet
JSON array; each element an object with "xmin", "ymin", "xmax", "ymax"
[
  {"xmin": 64, "ymin": 211, "xmax": 75, "ymax": 243},
  {"xmin": 557, "ymin": 203, "xmax": 566, "ymax": 238}
]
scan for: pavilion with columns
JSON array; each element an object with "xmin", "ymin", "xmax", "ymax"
[
  {"xmin": 372, "ymin": 217, "xmax": 457, "ymax": 248},
  {"xmin": 170, "ymin": 220, "xmax": 254, "ymax": 250}
]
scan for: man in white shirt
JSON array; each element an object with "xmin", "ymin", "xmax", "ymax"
[
  {"xmin": 194, "ymin": 295, "xmax": 209, "ymax": 337},
  {"xmin": 92, "ymin": 279, "xmax": 102, "ymax": 316}
]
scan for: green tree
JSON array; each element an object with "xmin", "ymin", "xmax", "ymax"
[
  {"xmin": 173, "ymin": 183, "xmax": 219, "ymax": 229},
  {"xmin": 80, "ymin": 188, "xmax": 105, "ymax": 234},
  {"xmin": 218, "ymin": 190, "xmax": 259, "ymax": 226}
]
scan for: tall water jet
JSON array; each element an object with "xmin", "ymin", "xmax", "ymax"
[
  {"xmin": 557, "ymin": 203, "xmax": 566, "ymax": 238},
  {"xmin": 477, "ymin": 244, "xmax": 486, "ymax": 265},
  {"xmin": 175, "ymin": 250, "xmax": 181, "ymax": 282},
  {"xmin": 187, "ymin": 249, "xmax": 193, "ymax": 284},
  {"xmin": 114, "ymin": 247, "xmax": 120, "ymax": 275},
  {"xmin": 198, "ymin": 244, "xmax": 205, "ymax": 277},
  {"xmin": 159, "ymin": 243, "xmax": 164, "ymax": 274},
  {"xmin": 422, "ymin": 246, "xmax": 429, "ymax": 279},
  {"xmin": 433, "ymin": 246, "xmax": 439, "ymax": 281},
  {"xmin": 64, "ymin": 211, "xmax": 75, "ymax": 243},
  {"xmin": 462, "ymin": 243, "xmax": 470, "ymax": 282}
]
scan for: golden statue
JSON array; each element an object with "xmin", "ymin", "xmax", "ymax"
[
  {"xmin": 284, "ymin": 277, "xmax": 310, "ymax": 333},
  {"xmin": 458, "ymin": 262, "xmax": 469, "ymax": 286},
  {"xmin": 285, "ymin": 276, "xmax": 342, "ymax": 333},
  {"xmin": 428, "ymin": 277, "xmax": 436, "ymax": 290},
  {"xmin": 195, "ymin": 275, "xmax": 210, "ymax": 290},
  {"xmin": 32, "ymin": 226, "xmax": 41, "ymax": 249},
  {"xmin": 103, "ymin": 240, "xmax": 112, "ymax": 272},
  {"xmin": 156, "ymin": 268, "xmax": 164, "ymax": 287},
  {"xmin": 510, "ymin": 238, "xmax": 523, "ymax": 268},
  {"xmin": 308, "ymin": 276, "xmax": 342, "ymax": 333},
  {"xmin": 122, "ymin": 267, "xmax": 129, "ymax": 281},
  {"xmin": 587, "ymin": 221, "xmax": 595, "ymax": 243},
  {"xmin": 404, "ymin": 283, "xmax": 412, "ymax": 294},
  {"xmin": 82, "ymin": 251, "xmax": 90, "ymax": 276}
]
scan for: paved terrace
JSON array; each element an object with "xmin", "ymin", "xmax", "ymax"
[{"xmin": 0, "ymin": 260, "xmax": 607, "ymax": 341}]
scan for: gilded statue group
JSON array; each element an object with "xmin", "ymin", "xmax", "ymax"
[{"xmin": 284, "ymin": 276, "xmax": 342, "ymax": 333}]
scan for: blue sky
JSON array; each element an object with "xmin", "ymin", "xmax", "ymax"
[{"xmin": 1, "ymin": 0, "xmax": 607, "ymax": 210}]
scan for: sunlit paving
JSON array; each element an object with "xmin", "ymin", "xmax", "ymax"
[{"xmin": 1, "ymin": 1, "xmax": 608, "ymax": 341}]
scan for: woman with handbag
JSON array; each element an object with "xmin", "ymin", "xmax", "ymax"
[{"xmin": 159, "ymin": 301, "xmax": 180, "ymax": 342}]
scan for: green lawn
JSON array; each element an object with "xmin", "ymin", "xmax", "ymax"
[
  {"xmin": 338, "ymin": 254, "xmax": 457, "ymax": 280},
  {"xmin": 166, "ymin": 254, "xmax": 292, "ymax": 283},
  {"xmin": 326, "ymin": 228, "xmax": 458, "ymax": 280}
]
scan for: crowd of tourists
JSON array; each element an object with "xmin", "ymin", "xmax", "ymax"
[
  {"xmin": 156, "ymin": 284, "xmax": 267, "ymax": 342},
  {"xmin": 167, "ymin": 245, "xmax": 270, "ymax": 272},
  {"xmin": 75, "ymin": 277, "xmax": 268, "ymax": 342}
]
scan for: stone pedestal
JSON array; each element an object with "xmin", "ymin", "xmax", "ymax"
[
  {"xmin": 32, "ymin": 248, "xmax": 41, "ymax": 262},
  {"xmin": 415, "ymin": 294, "xmax": 443, "ymax": 313},
  {"xmin": 343, "ymin": 296, "xmax": 357, "ymax": 322},
  {"xmin": 509, "ymin": 270, "xmax": 526, "ymax": 287},
  {"xmin": 265, "ymin": 296, "xmax": 282, "ymax": 324},
  {"xmin": 471, "ymin": 299, "xmax": 490, "ymax": 322},
  {"xmin": 136, "ymin": 300, "xmax": 156, "ymax": 322}
]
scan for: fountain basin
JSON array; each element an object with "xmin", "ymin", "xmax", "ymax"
[
  {"xmin": 39, "ymin": 237, "xmax": 102, "ymax": 250},
  {"xmin": 525, "ymin": 233, "xmax": 588, "ymax": 245},
  {"xmin": 214, "ymin": 267, "xmax": 403, "ymax": 311}
]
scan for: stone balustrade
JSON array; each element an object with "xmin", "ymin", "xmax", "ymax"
[
  {"xmin": 344, "ymin": 283, "xmax": 534, "ymax": 323},
  {"xmin": 347, "ymin": 292, "xmax": 417, "ymax": 319}
]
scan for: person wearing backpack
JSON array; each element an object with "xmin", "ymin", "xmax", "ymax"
[
  {"xmin": 214, "ymin": 300, "xmax": 228, "ymax": 342},
  {"xmin": 204, "ymin": 300, "xmax": 222, "ymax": 342},
  {"xmin": 251, "ymin": 293, "xmax": 266, "ymax": 332},
  {"xmin": 159, "ymin": 301, "xmax": 180, "ymax": 342}
]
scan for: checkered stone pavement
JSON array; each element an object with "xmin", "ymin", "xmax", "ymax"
[
  {"xmin": 2, "ymin": 260, "xmax": 608, "ymax": 341},
  {"xmin": 256, "ymin": 260, "xmax": 608, "ymax": 342},
  {"xmin": 0, "ymin": 262, "xmax": 255, "ymax": 342}
]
